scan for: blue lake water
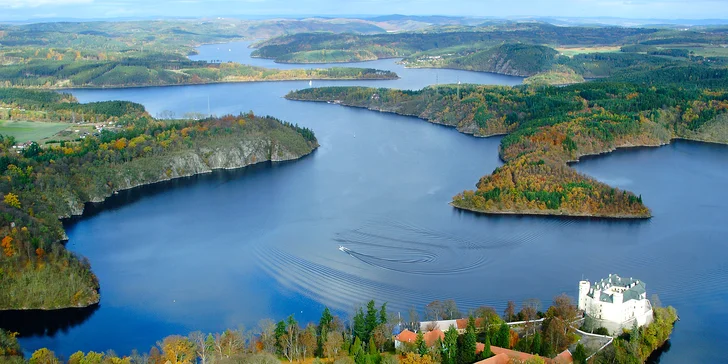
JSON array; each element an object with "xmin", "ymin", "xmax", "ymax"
[{"xmin": 4, "ymin": 41, "xmax": 728, "ymax": 363}]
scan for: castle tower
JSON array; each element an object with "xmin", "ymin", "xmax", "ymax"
[{"xmin": 578, "ymin": 280, "xmax": 591, "ymax": 311}]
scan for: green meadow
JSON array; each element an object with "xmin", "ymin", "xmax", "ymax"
[{"xmin": 0, "ymin": 120, "xmax": 70, "ymax": 143}]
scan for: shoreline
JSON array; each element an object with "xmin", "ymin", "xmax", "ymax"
[
  {"xmin": 449, "ymin": 202, "xmax": 652, "ymax": 220},
  {"xmin": 6, "ymin": 75, "xmax": 399, "ymax": 92}
]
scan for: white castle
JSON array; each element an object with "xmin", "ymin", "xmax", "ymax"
[{"xmin": 578, "ymin": 274, "xmax": 653, "ymax": 334}]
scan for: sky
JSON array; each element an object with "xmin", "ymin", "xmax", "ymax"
[{"xmin": 0, "ymin": 0, "xmax": 727, "ymax": 21}]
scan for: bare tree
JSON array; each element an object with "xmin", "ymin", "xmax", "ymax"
[
  {"xmin": 504, "ymin": 301, "xmax": 517, "ymax": 322},
  {"xmin": 425, "ymin": 301, "xmax": 445, "ymax": 321},
  {"xmin": 442, "ymin": 299, "xmax": 461, "ymax": 320},
  {"xmin": 324, "ymin": 331, "xmax": 344, "ymax": 358},
  {"xmin": 258, "ymin": 319, "xmax": 277, "ymax": 354},
  {"xmin": 300, "ymin": 324, "xmax": 318, "ymax": 359},
  {"xmin": 279, "ymin": 316, "xmax": 301, "ymax": 362},
  {"xmin": 407, "ymin": 306, "xmax": 421, "ymax": 332},
  {"xmin": 189, "ymin": 331, "xmax": 211, "ymax": 364},
  {"xmin": 372, "ymin": 324, "xmax": 390, "ymax": 352}
]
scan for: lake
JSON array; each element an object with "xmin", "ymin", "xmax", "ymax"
[{"xmin": 4, "ymin": 41, "xmax": 728, "ymax": 363}]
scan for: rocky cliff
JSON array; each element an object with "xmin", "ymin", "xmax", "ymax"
[{"xmin": 62, "ymin": 135, "xmax": 317, "ymax": 217}]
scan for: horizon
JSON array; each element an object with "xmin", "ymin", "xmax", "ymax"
[{"xmin": 1, "ymin": 0, "xmax": 728, "ymax": 23}]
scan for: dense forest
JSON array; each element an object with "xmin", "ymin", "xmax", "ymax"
[
  {"xmin": 286, "ymin": 62, "xmax": 728, "ymax": 217},
  {"xmin": 0, "ymin": 88, "xmax": 318, "ymax": 310},
  {"xmin": 251, "ymin": 23, "xmax": 660, "ymax": 62},
  {"xmin": 252, "ymin": 23, "xmax": 728, "ymax": 63},
  {"xmin": 0, "ymin": 296, "xmax": 677, "ymax": 364},
  {"xmin": 0, "ymin": 54, "xmax": 397, "ymax": 88}
]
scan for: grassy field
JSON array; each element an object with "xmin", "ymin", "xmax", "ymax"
[
  {"xmin": 0, "ymin": 120, "xmax": 70, "ymax": 143},
  {"xmin": 679, "ymin": 45, "xmax": 728, "ymax": 57},
  {"xmin": 555, "ymin": 46, "xmax": 621, "ymax": 57}
]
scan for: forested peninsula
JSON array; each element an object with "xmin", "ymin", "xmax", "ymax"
[
  {"xmin": 287, "ymin": 65, "xmax": 728, "ymax": 218},
  {"xmin": 0, "ymin": 57, "xmax": 397, "ymax": 89},
  {"xmin": 0, "ymin": 88, "xmax": 318, "ymax": 310}
]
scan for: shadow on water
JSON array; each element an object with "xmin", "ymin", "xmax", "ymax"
[
  {"xmin": 646, "ymin": 340, "xmax": 672, "ymax": 363},
  {"xmin": 450, "ymin": 205, "xmax": 653, "ymax": 225},
  {"xmin": 0, "ymin": 304, "xmax": 99, "ymax": 337},
  {"xmin": 62, "ymin": 156, "xmax": 312, "ymax": 228}
]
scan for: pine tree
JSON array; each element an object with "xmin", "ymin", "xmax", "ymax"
[
  {"xmin": 352, "ymin": 336, "xmax": 362, "ymax": 356},
  {"xmin": 482, "ymin": 334, "xmax": 492, "ymax": 359},
  {"xmin": 275, "ymin": 320, "xmax": 287, "ymax": 354},
  {"xmin": 355, "ymin": 347, "xmax": 367, "ymax": 364},
  {"xmin": 318, "ymin": 307, "xmax": 333, "ymax": 357},
  {"xmin": 416, "ymin": 331, "xmax": 427, "ymax": 356},
  {"xmin": 531, "ymin": 332, "xmax": 542, "ymax": 355},
  {"xmin": 573, "ymin": 343, "xmax": 587, "ymax": 364},
  {"xmin": 461, "ymin": 316, "xmax": 477, "ymax": 364},
  {"xmin": 354, "ymin": 308, "xmax": 367, "ymax": 344},
  {"xmin": 380, "ymin": 302, "xmax": 388, "ymax": 325},
  {"xmin": 496, "ymin": 322, "xmax": 510, "ymax": 348},
  {"xmin": 365, "ymin": 300, "xmax": 379, "ymax": 341},
  {"xmin": 443, "ymin": 326, "xmax": 459, "ymax": 364}
]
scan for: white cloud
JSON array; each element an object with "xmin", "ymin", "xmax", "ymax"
[{"xmin": 0, "ymin": 0, "xmax": 93, "ymax": 8}]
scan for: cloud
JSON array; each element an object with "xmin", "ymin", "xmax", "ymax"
[{"xmin": 0, "ymin": 0, "xmax": 93, "ymax": 8}]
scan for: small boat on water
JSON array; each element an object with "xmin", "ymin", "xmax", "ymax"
[{"xmin": 309, "ymin": 80, "xmax": 313, "ymax": 87}]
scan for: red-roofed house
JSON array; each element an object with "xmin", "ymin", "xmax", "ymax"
[
  {"xmin": 423, "ymin": 329, "xmax": 445, "ymax": 347},
  {"xmin": 394, "ymin": 329, "xmax": 418, "ymax": 349},
  {"xmin": 394, "ymin": 329, "xmax": 446, "ymax": 350}
]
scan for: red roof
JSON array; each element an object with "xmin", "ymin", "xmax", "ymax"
[
  {"xmin": 553, "ymin": 350, "xmax": 573, "ymax": 364},
  {"xmin": 423, "ymin": 329, "xmax": 445, "ymax": 347},
  {"xmin": 456, "ymin": 318, "xmax": 484, "ymax": 330},
  {"xmin": 395, "ymin": 329, "xmax": 417, "ymax": 343},
  {"xmin": 477, "ymin": 353, "xmax": 510, "ymax": 364}
]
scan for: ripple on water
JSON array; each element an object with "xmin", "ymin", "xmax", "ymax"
[{"xmin": 251, "ymin": 218, "xmax": 545, "ymax": 312}]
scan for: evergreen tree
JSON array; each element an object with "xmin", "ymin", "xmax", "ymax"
[
  {"xmin": 482, "ymin": 334, "xmax": 493, "ymax": 359},
  {"xmin": 495, "ymin": 322, "xmax": 510, "ymax": 348},
  {"xmin": 531, "ymin": 332, "xmax": 542, "ymax": 355},
  {"xmin": 274, "ymin": 320, "xmax": 287, "ymax": 354},
  {"xmin": 415, "ymin": 331, "xmax": 427, "ymax": 356},
  {"xmin": 460, "ymin": 316, "xmax": 477, "ymax": 364},
  {"xmin": 354, "ymin": 308, "xmax": 367, "ymax": 344},
  {"xmin": 573, "ymin": 343, "xmax": 587, "ymax": 364},
  {"xmin": 352, "ymin": 336, "xmax": 363, "ymax": 356},
  {"xmin": 368, "ymin": 336, "xmax": 378, "ymax": 356},
  {"xmin": 318, "ymin": 307, "xmax": 334, "ymax": 357},
  {"xmin": 380, "ymin": 302, "xmax": 388, "ymax": 325},
  {"xmin": 443, "ymin": 326, "xmax": 459, "ymax": 364},
  {"xmin": 365, "ymin": 300, "xmax": 379, "ymax": 341},
  {"xmin": 355, "ymin": 347, "xmax": 367, "ymax": 364}
]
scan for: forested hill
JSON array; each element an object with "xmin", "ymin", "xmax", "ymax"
[
  {"xmin": 286, "ymin": 68, "xmax": 728, "ymax": 218},
  {"xmin": 251, "ymin": 23, "xmax": 658, "ymax": 63},
  {"xmin": 426, "ymin": 44, "xmax": 560, "ymax": 77},
  {"xmin": 0, "ymin": 88, "xmax": 318, "ymax": 310}
]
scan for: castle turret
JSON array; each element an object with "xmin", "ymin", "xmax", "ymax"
[{"xmin": 578, "ymin": 280, "xmax": 590, "ymax": 311}]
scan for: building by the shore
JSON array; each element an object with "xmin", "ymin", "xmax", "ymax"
[{"xmin": 578, "ymin": 273, "xmax": 653, "ymax": 334}]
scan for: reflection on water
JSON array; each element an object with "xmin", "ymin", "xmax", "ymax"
[{"xmin": 0, "ymin": 305, "xmax": 98, "ymax": 338}]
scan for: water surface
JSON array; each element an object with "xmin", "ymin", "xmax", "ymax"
[{"xmin": 4, "ymin": 42, "xmax": 728, "ymax": 363}]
